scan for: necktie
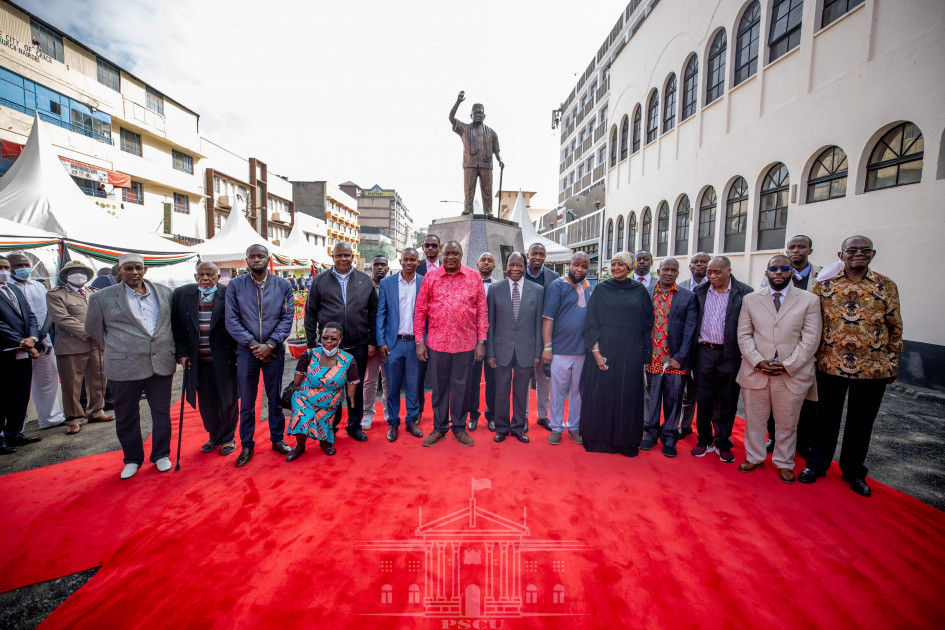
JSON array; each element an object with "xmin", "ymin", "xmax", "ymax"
[
  {"xmin": 511, "ymin": 282, "xmax": 520, "ymax": 321},
  {"xmin": 79, "ymin": 287, "xmax": 86, "ymax": 298},
  {"xmin": 2, "ymin": 284, "xmax": 20, "ymax": 315},
  {"xmin": 575, "ymin": 282, "xmax": 586, "ymax": 308},
  {"xmin": 773, "ymin": 292, "xmax": 782, "ymax": 312}
]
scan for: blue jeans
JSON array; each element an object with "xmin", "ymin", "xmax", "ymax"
[
  {"xmin": 385, "ymin": 339, "xmax": 420, "ymax": 426},
  {"xmin": 236, "ymin": 347, "xmax": 285, "ymax": 448}
]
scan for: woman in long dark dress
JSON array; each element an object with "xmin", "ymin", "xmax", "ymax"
[{"xmin": 579, "ymin": 251, "xmax": 654, "ymax": 456}]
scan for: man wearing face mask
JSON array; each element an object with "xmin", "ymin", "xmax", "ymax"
[
  {"xmin": 8, "ymin": 253, "xmax": 65, "ymax": 430},
  {"xmin": 46, "ymin": 261, "xmax": 113, "ymax": 435}
]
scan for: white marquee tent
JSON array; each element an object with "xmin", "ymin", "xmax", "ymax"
[
  {"xmin": 510, "ymin": 189, "xmax": 572, "ymax": 263},
  {"xmin": 194, "ymin": 202, "xmax": 294, "ymax": 268}
]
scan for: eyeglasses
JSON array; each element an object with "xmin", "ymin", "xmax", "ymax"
[
  {"xmin": 423, "ymin": 243, "xmax": 439, "ymax": 249},
  {"xmin": 844, "ymin": 247, "xmax": 874, "ymax": 256},
  {"xmin": 767, "ymin": 265, "xmax": 791, "ymax": 272}
]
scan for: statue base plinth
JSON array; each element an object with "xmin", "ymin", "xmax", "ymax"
[{"xmin": 429, "ymin": 214, "xmax": 524, "ymax": 280}]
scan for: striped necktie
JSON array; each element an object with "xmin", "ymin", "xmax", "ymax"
[
  {"xmin": 2, "ymin": 284, "xmax": 20, "ymax": 315},
  {"xmin": 512, "ymin": 282, "xmax": 520, "ymax": 321}
]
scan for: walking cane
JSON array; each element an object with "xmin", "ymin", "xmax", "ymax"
[
  {"xmin": 175, "ymin": 364, "xmax": 189, "ymax": 471},
  {"xmin": 496, "ymin": 164, "xmax": 504, "ymax": 218}
]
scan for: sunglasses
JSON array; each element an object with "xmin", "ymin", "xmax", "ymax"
[
  {"xmin": 844, "ymin": 248, "xmax": 874, "ymax": 256},
  {"xmin": 768, "ymin": 265, "xmax": 791, "ymax": 272},
  {"xmin": 423, "ymin": 243, "xmax": 439, "ymax": 249}
]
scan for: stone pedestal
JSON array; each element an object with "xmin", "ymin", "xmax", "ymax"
[{"xmin": 428, "ymin": 214, "xmax": 524, "ymax": 280}]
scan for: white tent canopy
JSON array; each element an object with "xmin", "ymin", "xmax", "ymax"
[
  {"xmin": 281, "ymin": 218, "xmax": 332, "ymax": 267},
  {"xmin": 511, "ymin": 189, "xmax": 572, "ymax": 263},
  {"xmin": 194, "ymin": 204, "xmax": 292, "ymax": 266},
  {"xmin": 0, "ymin": 115, "xmax": 196, "ymax": 259}
]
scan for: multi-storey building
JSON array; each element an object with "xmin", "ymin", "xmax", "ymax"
[
  {"xmin": 546, "ymin": 0, "xmax": 655, "ymax": 280},
  {"xmin": 292, "ymin": 180, "xmax": 360, "ymax": 267},
  {"xmin": 0, "ymin": 0, "xmax": 205, "ymax": 242},
  {"xmin": 598, "ymin": 0, "xmax": 943, "ymax": 388},
  {"xmin": 339, "ymin": 181, "xmax": 413, "ymax": 258}
]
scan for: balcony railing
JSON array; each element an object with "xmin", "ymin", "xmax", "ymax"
[
  {"xmin": 0, "ymin": 98, "xmax": 118, "ymax": 145},
  {"xmin": 594, "ymin": 125, "xmax": 606, "ymax": 142}
]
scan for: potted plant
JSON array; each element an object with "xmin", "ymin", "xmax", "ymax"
[{"xmin": 287, "ymin": 290, "xmax": 308, "ymax": 359}]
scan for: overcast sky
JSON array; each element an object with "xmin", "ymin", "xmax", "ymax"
[{"xmin": 23, "ymin": 0, "xmax": 626, "ymax": 230}]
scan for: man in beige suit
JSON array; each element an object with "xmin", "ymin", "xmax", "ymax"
[
  {"xmin": 736, "ymin": 254, "xmax": 822, "ymax": 483},
  {"xmin": 46, "ymin": 261, "xmax": 113, "ymax": 434}
]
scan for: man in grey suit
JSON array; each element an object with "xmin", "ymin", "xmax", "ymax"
[
  {"xmin": 488, "ymin": 252, "xmax": 543, "ymax": 443},
  {"xmin": 85, "ymin": 254, "xmax": 177, "ymax": 480}
]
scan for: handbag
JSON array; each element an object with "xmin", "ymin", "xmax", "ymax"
[{"xmin": 280, "ymin": 384, "xmax": 297, "ymax": 410}]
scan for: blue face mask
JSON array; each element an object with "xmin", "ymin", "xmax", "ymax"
[
  {"xmin": 198, "ymin": 285, "xmax": 218, "ymax": 296},
  {"xmin": 13, "ymin": 268, "xmax": 31, "ymax": 280}
]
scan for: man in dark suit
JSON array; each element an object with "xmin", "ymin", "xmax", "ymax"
[
  {"xmin": 641, "ymin": 258, "xmax": 698, "ymax": 457},
  {"xmin": 465, "ymin": 252, "xmax": 496, "ymax": 431},
  {"xmin": 415, "ymin": 233, "xmax": 441, "ymax": 419},
  {"xmin": 0, "ymin": 255, "xmax": 42, "ymax": 455},
  {"xmin": 172, "ymin": 261, "xmax": 239, "ymax": 456},
  {"xmin": 633, "ymin": 250, "xmax": 659, "ymax": 296},
  {"xmin": 690, "ymin": 256, "xmax": 753, "ymax": 463},
  {"xmin": 376, "ymin": 248, "xmax": 424, "ymax": 442},
  {"xmin": 305, "ymin": 241, "xmax": 378, "ymax": 441},
  {"xmin": 487, "ymin": 252, "xmax": 543, "ymax": 443},
  {"xmin": 523, "ymin": 243, "xmax": 559, "ymax": 431},
  {"xmin": 677, "ymin": 252, "xmax": 711, "ymax": 438}
]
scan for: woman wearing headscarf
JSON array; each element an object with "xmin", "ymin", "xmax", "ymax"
[{"xmin": 580, "ymin": 251, "xmax": 654, "ymax": 456}]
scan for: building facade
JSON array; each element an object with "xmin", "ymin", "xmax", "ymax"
[
  {"xmin": 292, "ymin": 180, "xmax": 361, "ymax": 266},
  {"xmin": 0, "ymin": 0, "xmax": 206, "ymax": 242},
  {"xmin": 339, "ymin": 181, "xmax": 413, "ymax": 259},
  {"xmin": 599, "ymin": 0, "xmax": 943, "ymax": 388}
]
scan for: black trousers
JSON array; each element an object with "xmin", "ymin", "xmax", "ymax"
[
  {"xmin": 196, "ymin": 360, "xmax": 239, "ymax": 445},
  {"xmin": 494, "ymin": 351, "xmax": 530, "ymax": 436},
  {"xmin": 694, "ymin": 345, "xmax": 740, "ymax": 450},
  {"xmin": 417, "ymin": 357, "xmax": 428, "ymax": 418},
  {"xmin": 429, "ymin": 349, "xmax": 473, "ymax": 435},
  {"xmin": 331, "ymin": 344, "xmax": 368, "ymax": 435},
  {"xmin": 466, "ymin": 359, "xmax": 495, "ymax": 422},
  {"xmin": 806, "ymin": 371, "xmax": 888, "ymax": 480},
  {"xmin": 111, "ymin": 373, "xmax": 173, "ymax": 465},
  {"xmin": 0, "ymin": 355, "xmax": 32, "ymax": 443}
]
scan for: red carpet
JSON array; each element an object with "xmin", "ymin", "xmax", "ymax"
[{"xmin": 4, "ymin": 389, "xmax": 945, "ymax": 629}]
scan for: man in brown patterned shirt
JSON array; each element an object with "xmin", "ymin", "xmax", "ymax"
[{"xmin": 799, "ymin": 236, "xmax": 903, "ymax": 497}]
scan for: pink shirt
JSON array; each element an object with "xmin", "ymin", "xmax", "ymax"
[{"xmin": 414, "ymin": 265, "xmax": 488, "ymax": 353}]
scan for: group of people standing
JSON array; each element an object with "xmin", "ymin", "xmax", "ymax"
[{"xmin": 0, "ymin": 230, "xmax": 901, "ymax": 497}]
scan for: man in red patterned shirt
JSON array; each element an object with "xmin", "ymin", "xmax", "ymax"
[{"xmin": 415, "ymin": 241, "xmax": 488, "ymax": 447}]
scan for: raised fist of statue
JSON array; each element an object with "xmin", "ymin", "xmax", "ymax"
[{"xmin": 457, "ymin": 91, "xmax": 465, "ymax": 103}]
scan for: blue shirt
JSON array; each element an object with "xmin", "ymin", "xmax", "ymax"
[{"xmin": 541, "ymin": 277, "xmax": 593, "ymax": 355}]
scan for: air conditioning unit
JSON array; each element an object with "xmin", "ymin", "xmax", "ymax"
[
  {"xmin": 271, "ymin": 212, "xmax": 282, "ymax": 222},
  {"xmin": 217, "ymin": 195, "xmax": 231, "ymax": 208}
]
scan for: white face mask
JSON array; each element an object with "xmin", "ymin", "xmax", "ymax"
[
  {"xmin": 67, "ymin": 273, "xmax": 87, "ymax": 287},
  {"xmin": 322, "ymin": 346, "xmax": 339, "ymax": 357},
  {"xmin": 0, "ymin": 270, "xmax": 10, "ymax": 283}
]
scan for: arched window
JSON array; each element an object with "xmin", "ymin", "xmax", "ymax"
[
  {"xmin": 619, "ymin": 116, "xmax": 629, "ymax": 161},
  {"xmin": 663, "ymin": 74, "xmax": 677, "ymax": 132},
  {"xmin": 553, "ymin": 585, "xmax": 565, "ymax": 604},
  {"xmin": 682, "ymin": 54, "xmax": 698, "ymax": 120},
  {"xmin": 605, "ymin": 219, "xmax": 614, "ymax": 260},
  {"xmin": 675, "ymin": 196, "xmax": 691, "ymax": 255},
  {"xmin": 759, "ymin": 163, "xmax": 789, "ymax": 250},
  {"xmin": 646, "ymin": 91, "xmax": 659, "ymax": 144},
  {"xmin": 627, "ymin": 212, "xmax": 637, "ymax": 250},
  {"xmin": 698, "ymin": 187, "xmax": 717, "ymax": 253},
  {"xmin": 807, "ymin": 146, "xmax": 848, "ymax": 202},
  {"xmin": 525, "ymin": 585, "xmax": 538, "ymax": 604},
  {"xmin": 616, "ymin": 215, "xmax": 625, "ymax": 252},
  {"xmin": 706, "ymin": 30, "xmax": 727, "ymax": 105},
  {"xmin": 408, "ymin": 585, "xmax": 421, "ymax": 604},
  {"xmin": 823, "ymin": 0, "xmax": 864, "ymax": 28},
  {"xmin": 724, "ymin": 177, "xmax": 748, "ymax": 252},
  {"xmin": 734, "ymin": 1, "xmax": 761, "ymax": 85},
  {"xmin": 769, "ymin": 0, "xmax": 803, "ymax": 62},
  {"xmin": 381, "ymin": 585, "xmax": 393, "ymax": 605},
  {"xmin": 631, "ymin": 105, "xmax": 642, "ymax": 152},
  {"xmin": 656, "ymin": 202, "xmax": 670, "ymax": 257},
  {"xmin": 866, "ymin": 122, "xmax": 924, "ymax": 191},
  {"xmin": 609, "ymin": 126, "xmax": 618, "ymax": 167},
  {"xmin": 641, "ymin": 207, "xmax": 652, "ymax": 252}
]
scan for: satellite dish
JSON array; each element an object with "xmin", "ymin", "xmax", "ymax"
[
  {"xmin": 585, "ymin": 185, "xmax": 606, "ymax": 213},
  {"xmin": 563, "ymin": 194, "xmax": 585, "ymax": 212}
]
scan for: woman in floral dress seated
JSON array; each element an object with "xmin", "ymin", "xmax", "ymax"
[{"xmin": 286, "ymin": 322, "xmax": 359, "ymax": 459}]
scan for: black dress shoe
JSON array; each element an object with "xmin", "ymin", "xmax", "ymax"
[
  {"xmin": 765, "ymin": 439, "xmax": 775, "ymax": 453},
  {"xmin": 320, "ymin": 440, "xmax": 336, "ymax": 456},
  {"xmin": 849, "ymin": 478, "xmax": 871, "ymax": 497},
  {"xmin": 468, "ymin": 418, "xmax": 478, "ymax": 431},
  {"xmin": 487, "ymin": 420, "xmax": 496, "ymax": 432},
  {"xmin": 6, "ymin": 435, "xmax": 41, "ymax": 446},
  {"xmin": 235, "ymin": 446, "xmax": 254, "ymax": 468},
  {"xmin": 285, "ymin": 447, "xmax": 305, "ymax": 462},
  {"xmin": 512, "ymin": 433, "xmax": 529, "ymax": 444},
  {"xmin": 387, "ymin": 426, "xmax": 398, "ymax": 442},
  {"xmin": 494, "ymin": 434, "xmax": 507, "ymax": 443},
  {"xmin": 405, "ymin": 424, "xmax": 423, "ymax": 438},
  {"xmin": 797, "ymin": 468, "xmax": 822, "ymax": 484},
  {"xmin": 537, "ymin": 418, "xmax": 552, "ymax": 432},
  {"xmin": 349, "ymin": 429, "xmax": 368, "ymax": 442},
  {"xmin": 271, "ymin": 441, "xmax": 291, "ymax": 455},
  {"xmin": 679, "ymin": 427, "xmax": 693, "ymax": 438},
  {"xmin": 0, "ymin": 444, "xmax": 16, "ymax": 455}
]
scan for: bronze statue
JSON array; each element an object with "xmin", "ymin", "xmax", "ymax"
[{"xmin": 449, "ymin": 91, "xmax": 504, "ymax": 217}]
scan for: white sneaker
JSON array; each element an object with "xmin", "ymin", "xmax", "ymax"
[
  {"xmin": 155, "ymin": 457, "xmax": 172, "ymax": 472},
  {"xmin": 361, "ymin": 415, "xmax": 375, "ymax": 430},
  {"xmin": 120, "ymin": 463, "xmax": 139, "ymax": 479}
]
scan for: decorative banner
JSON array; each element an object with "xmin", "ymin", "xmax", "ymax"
[
  {"xmin": 0, "ymin": 235, "xmax": 60, "ymax": 250},
  {"xmin": 60, "ymin": 157, "xmax": 108, "ymax": 183},
  {"xmin": 0, "ymin": 140, "xmax": 23, "ymax": 160},
  {"xmin": 64, "ymin": 240, "xmax": 197, "ymax": 267},
  {"xmin": 107, "ymin": 171, "xmax": 131, "ymax": 188}
]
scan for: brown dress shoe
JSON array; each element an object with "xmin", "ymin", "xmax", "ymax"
[
  {"xmin": 454, "ymin": 430, "xmax": 474, "ymax": 447},
  {"xmin": 422, "ymin": 431, "xmax": 445, "ymax": 447},
  {"xmin": 738, "ymin": 461, "xmax": 763, "ymax": 473},
  {"xmin": 65, "ymin": 423, "xmax": 81, "ymax": 435},
  {"xmin": 88, "ymin": 413, "xmax": 114, "ymax": 423},
  {"xmin": 778, "ymin": 468, "xmax": 796, "ymax": 484}
]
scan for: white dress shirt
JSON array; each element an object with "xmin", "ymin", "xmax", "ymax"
[
  {"xmin": 687, "ymin": 277, "xmax": 708, "ymax": 291},
  {"xmin": 634, "ymin": 274, "xmax": 653, "ymax": 289},
  {"xmin": 508, "ymin": 277, "xmax": 525, "ymax": 301},
  {"xmin": 397, "ymin": 273, "xmax": 417, "ymax": 335},
  {"xmin": 769, "ymin": 282, "xmax": 790, "ymax": 304},
  {"xmin": 125, "ymin": 282, "xmax": 160, "ymax": 336},
  {"xmin": 14, "ymin": 278, "xmax": 48, "ymax": 327}
]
